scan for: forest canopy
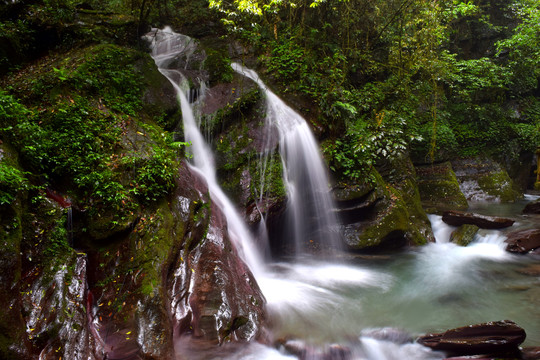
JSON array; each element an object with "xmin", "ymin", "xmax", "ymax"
[{"xmin": 1, "ymin": 0, "xmax": 539, "ymax": 181}]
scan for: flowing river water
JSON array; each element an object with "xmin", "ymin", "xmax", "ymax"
[{"xmin": 147, "ymin": 28, "xmax": 540, "ymax": 359}]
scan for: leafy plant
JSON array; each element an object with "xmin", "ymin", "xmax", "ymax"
[{"xmin": 0, "ymin": 164, "xmax": 29, "ymax": 205}]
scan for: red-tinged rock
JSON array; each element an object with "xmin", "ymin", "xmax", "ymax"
[
  {"xmin": 505, "ymin": 229, "xmax": 540, "ymax": 253},
  {"xmin": 45, "ymin": 187, "xmax": 72, "ymax": 208},
  {"xmin": 442, "ymin": 211, "xmax": 515, "ymax": 229},
  {"xmin": 418, "ymin": 320, "xmax": 526, "ymax": 356}
]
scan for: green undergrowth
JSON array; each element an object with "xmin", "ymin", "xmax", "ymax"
[{"xmin": 0, "ymin": 43, "xmax": 184, "ymax": 222}]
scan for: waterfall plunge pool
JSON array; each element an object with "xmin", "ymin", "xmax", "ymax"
[
  {"xmin": 176, "ymin": 249, "xmax": 540, "ymax": 359},
  {"xmin": 176, "ymin": 209, "xmax": 540, "ymax": 359}
]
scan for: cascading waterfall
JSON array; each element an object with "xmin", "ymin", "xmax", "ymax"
[
  {"xmin": 144, "ymin": 27, "xmax": 540, "ymax": 360},
  {"xmin": 232, "ymin": 63, "xmax": 342, "ymax": 255},
  {"xmin": 146, "ymin": 27, "xmax": 264, "ymax": 276}
]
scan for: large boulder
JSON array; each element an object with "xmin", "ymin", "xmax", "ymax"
[
  {"xmin": 505, "ymin": 229, "xmax": 540, "ymax": 254},
  {"xmin": 442, "ymin": 210, "xmax": 514, "ymax": 229},
  {"xmin": 336, "ymin": 165, "xmax": 432, "ymax": 251},
  {"xmin": 451, "ymin": 157, "xmax": 523, "ymax": 202},
  {"xmin": 415, "ymin": 162, "xmax": 468, "ymax": 212},
  {"xmin": 1, "ymin": 162, "xmax": 267, "ymax": 359},
  {"xmin": 417, "ymin": 320, "xmax": 526, "ymax": 356}
]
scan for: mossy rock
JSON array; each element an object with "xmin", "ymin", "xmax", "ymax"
[
  {"xmin": 201, "ymin": 75, "xmax": 286, "ymax": 223},
  {"xmin": 415, "ymin": 162, "xmax": 468, "ymax": 212},
  {"xmin": 452, "ymin": 157, "xmax": 523, "ymax": 202},
  {"xmin": 378, "ymin": 153, "xmax": 435, "ymax": 243},
  {"xmin": 138, "ymin": 53, "xmax": 181, "ymax": 131},
  {"xmin": 477, "ymin": 170, "xmax": 522, "ymax": 202},
  {"xmin": 450, "ymin": 224, "xmax": 479, "ymax": 246},
  {"xmin": 201, "ymin": 79, "xmax": 261, "ymax": 138},
  {"xmin": 341, "ymin": 169, "xmax": 429, "ymax": 251}
]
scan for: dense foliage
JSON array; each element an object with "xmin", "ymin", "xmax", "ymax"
[
  {"xmin": 208, "ymin": 0, "xmax": 539, "ymax": 179},
  {"xmin": 0, "ymin": 43, "xmax": 180, "ymax": 219},
  {"xmin": 0, "ymin": 0, "xmax": 538, "ymax": 214}
]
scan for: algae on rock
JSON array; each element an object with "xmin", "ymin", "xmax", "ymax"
[
  {"xmin": 450, "ymin": 224, "xmax": 479, "ymax": 246},
  {"xmin": 415, "ymin": 161, "xmax": 469, "ymax": 212},
  {"xmin": 452, "ymin": 157, "xmax": 523, "ymax": 202},
  {"xmin": 336, "ymin": 166, "xmax": 431, "ymax": 251}
]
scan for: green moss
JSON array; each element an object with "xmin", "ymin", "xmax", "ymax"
[
  {"xmin": 450, "ymin": 224, "xmax": 479, "ymax": 246},
  {"xmin": 2, "ymin": 44, "xmax": 182, "ymax": 228},
  {"xmin": 204, "ymin": 87, "xmax": 261, "ymax": 137},
  {"xmin": 416, "ymin": 162, "xmax": 468, "ymax": 212},
  {"xmin": 477, "ymin": 170, "xmax": 522, "ymax": 202},
  {"xmin": 250, "ymin": 152, "xmax": 286, "ymax": 200},
  {"xmin": 342, "ymin": 170, "xmax": 427, "ymax": 249},
  {"xmin": 204, "ymin": 48, "xmax": 234, "ymax": 86},
  {"xmin": 0, "ymin": 163, "xmax": 29, "ymax": 206}
]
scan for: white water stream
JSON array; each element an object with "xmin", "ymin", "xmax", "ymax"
[
  {"xmin": 147, "ymin": 28, "xmax": 540, "ymax": 359},
  {"xmin": 232, "ymin": 63, "xmax": 342, "ymax": 255},
  {"xmin": 146, "ymin": 28, "xmax": 265, "ymax": 277}
]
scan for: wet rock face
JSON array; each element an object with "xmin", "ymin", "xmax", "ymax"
[
  {"xmin": 417, "ymin": 320, "xmax": 526, "ymax": 356},
  {"xmin": 1, "ymin": 164, "xmax": 266, "ymax": 359},
  {"xmin": 505, "ymin": 229, "xmax": 540, "ymax": 254},
  {"xmin": 169, "ymin": 166, "xmax": 266, "ymax": 344},
  {"xmin": 24, "ymin": 255, "xmax": 95, "ymax": 360},
  {"xmin": 169, "ymin": 168, "xmax": 265, "ymax": 343},
  {"xmin": 442, "ymin": 210, "xmax": 515, "ymax": 229}
]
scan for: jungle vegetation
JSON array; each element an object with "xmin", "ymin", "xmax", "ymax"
[{"xmin": 0, "ymin": 0, "xmax": 539, "ymax": 208}]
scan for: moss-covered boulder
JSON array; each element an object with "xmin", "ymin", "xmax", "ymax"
[
  {"xmin": 378, "ymin": 153, "xmax": 435, "ymax": 243},
  {"xmin": 335, "ymin": 166, "xmax": 431, "ymax": 251},
  {"xmin": 79, "ymin": 165, "xmax": 265, "ymax": 359},
  {"xmin": 450, "ymin": 224, "xmax": 479, "ymax": 246},
  {"xmin": 452, "ymin": 157, "xmax": 523, "ymax": 202},
  {"xmin": 0, "ymin": 143, "xmax": 28, "ymax": 360},
  {"xmin": 415, "ymin": 161, "xmax": 469, "ymax": 212}
]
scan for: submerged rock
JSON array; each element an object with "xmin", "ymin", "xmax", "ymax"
[
  {"xmin": 516, "ymin": 264, "xmax": 540, "ymax": 276},
  {"xmin": 361, "ymin": 327, "xmax": 413, "ymax": 344},
  {"xmin": 417, "ymin": 320, "xmax": 526, "ymax": 356},
  {"xmin": 277, "ymin": 338, "xmax": 352, "ymax": 360},
  {"xmin": 505, "ymin": 229, "xmax": 540, "ymax": 254},
  {"xmin": 442, "ymin": 210, "xmax": 514, "ymax": 229}
]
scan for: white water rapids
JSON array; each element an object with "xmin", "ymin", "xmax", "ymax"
[{"xmin": 146, "ymin": 27, "xmax": 540, "ymax": 359}]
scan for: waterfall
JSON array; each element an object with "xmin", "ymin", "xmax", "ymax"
[
  {"xmin": 232, "ymin": 63, "xmax": 342, "ymax": 256},
  {"xmin": 146, "ymin": 28, "xmax": 265, "ymax": 276}
]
